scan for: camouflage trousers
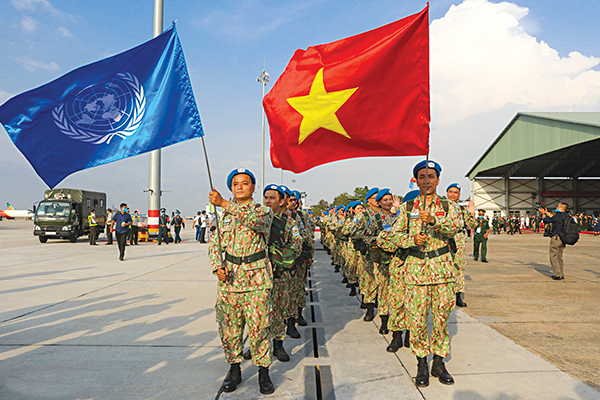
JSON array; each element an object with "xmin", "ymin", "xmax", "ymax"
[
  {"xmin": 405, "ymin": 283, "xmax": 455, "ymax": 358},
  {"xmin": 374, "ymin": 261, "xmax": 391, "ymax": 315},
  {"xmin": 388, "ymin": 257, "xmax": 407, "ymax": 331},
  {"xmin": 216, "ymin": 288, "xmax": 272, "ymax": 367},
  {"xmin": 292, "ymin": 260, "xmax": 308, "ymax": 310},
  {"xmin": 453, "ymin": 231, "xmax": 467, "ymax": 293},
  {"xmin": 271, "ymin": 272, "xmax": 295, "ymax": 340},
  {"xmin": 346, "ymin": 247, "xmax": 359, "ymax": 285},
  {"xmin": 360, "ymin": 257, "xmax": 377, "ymax": 303}
]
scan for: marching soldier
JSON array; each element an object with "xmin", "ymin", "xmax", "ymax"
[
  {"xmin": 208, "ymin": 168, "xmax": 275, "ymax": 395},
  {"xmin": 378, "ymin": 189, "xmax": 421, "ymax": 352},
  {"xmin": 263, "ymin": 184, "xmax": 302, "ymax": 362},
  {"xmin": 473, "ymin": 210, "xmax": 490, "ymax": 262},
  {"xmin": 446, "ymin": 183, "xmax": 476, "ymax": 307},
  {"xmin": 354, "ymin": 187, "xmax": 380, "ymax": 322},
  {"xmin": 377, "ymin": 160, "xmax": 460, "ymax": 387},
  {"xmin": 88, "ymin": 209, "xmax": 99, "ymax": 245},
  {"xmin": 172, "ymin": 210, "xmax": 185, "ymax": 244},
  {"xmin": 157, "ymin": 208, "xmax": 170, "ymax": 245}
]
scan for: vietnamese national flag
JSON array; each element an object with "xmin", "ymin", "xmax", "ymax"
[{"xmin": 264, "ymin": 5, "xmax": 429, "ymax": 173}]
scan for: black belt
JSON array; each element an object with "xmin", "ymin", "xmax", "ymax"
[
  {"xmin": 225, "ymin": 250, "xmax": 267, "ymax": 265},
  {"xmin": 408, "ymin": 245, "xmax": 450, "ymax": 260}
]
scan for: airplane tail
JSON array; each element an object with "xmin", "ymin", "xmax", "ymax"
[{"xmin": 7, "ymin": 202, "xmax": 15, "ymax": 210}]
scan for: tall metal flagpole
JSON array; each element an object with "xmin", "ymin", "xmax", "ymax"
[
  {"xmin": 257, "ymin": 59, "xmax": 270, "ymax": 194},
  {"xmin": 147, "ymin": 0, "xmax": 163, "ymax": 240}
]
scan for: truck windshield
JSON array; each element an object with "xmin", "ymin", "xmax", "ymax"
[{"xmin": 37, "ymin": 201, "xmax": 71, "ymax": 217}]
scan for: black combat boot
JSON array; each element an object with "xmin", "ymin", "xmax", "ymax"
[
  {"xmin": 258, "ymin": 366, "xmax": 275, "ymax": 394},
  {"xmin": 403, "ymin": 330, "xmax": 410, "ymax": 348},
  {"xmin": 272, "ymin": 339, "xmax": 290, "ymax": 362},
  {"xmin": 360, "ymin": 295, "xmax": 367, "ymax": 309},
  {"xmin": 379, "ymin": 314, "xmax": 389, "ymax": 335},
  {"xmin": 456, "ymin": 292, "xmax": 467, "ymax": 307},
  {"xmin": 431, "ymin": 355, "xmax": 454, "ymax": 385},
  {"xmin": 363, "ymin": 303, "xmax": 375, "ymax": 322},
  {"xmin": 334, "ymin": 265, "xmax": 340, "ymax": 273},
  {"xmin": 342, "ymin": 276, "xmax": 348, "ymax": 284},
  {"xmin": 345, "ymin": 281, "xmax": 352, "ymax": 288},
  {"xmin": 349, "ymin": 285, "xmax": 357, "ymax": 296},
  {"xmin": 297, "ymin": 307, "xmax": 307, "ymax": 326},
  {"xmin": 286, "ymin": 318, "xmax": 301, "ymax": 339},
  {"xmin": 415, "ymin": 356, "xmax": 429, "ymax": 387},
  {"xmin": 243, "ymin": 348, "xmax": 252, "ymax": 360},
  {"xmin": 386, "ymin": 330, "xmax": 403, "ymax": 352},
  {"xmin": 222, "ymin": 362, "xmax": 242, "ymax": 392}
]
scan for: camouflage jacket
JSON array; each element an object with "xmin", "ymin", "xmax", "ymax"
[
  {"xmin": 208, "ymin": 200, "xmax": 274, "ymax": 292},
  {"xmin": 354, "ymin": 207, "xmax": 381, "ymax": 245},
  {"xmin": 268, "ymin": 212, "xmax": 303, "ymax": 274},
  {"xmin": 377, "ymin": 194, "xmax": 461, "ymax": 285}
]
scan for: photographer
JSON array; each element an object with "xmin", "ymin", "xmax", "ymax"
[{"xmin": 538, "ymin": 202, "xmax": 568, "ymax": 280}]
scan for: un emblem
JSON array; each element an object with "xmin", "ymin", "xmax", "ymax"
[{"xmin": 52, "ymin": 73, "xmax": 146, "ymax": 145}]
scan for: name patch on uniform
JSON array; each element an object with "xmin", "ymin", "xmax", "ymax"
[
  {"xmin": 435, "ymin": 211, "xmax": 445, "ymax": 217},
  {"xmin": 410, "ymin": 211, "xmax": 420, "ymax": 219}
]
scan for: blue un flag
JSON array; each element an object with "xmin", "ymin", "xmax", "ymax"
[{"xmin": 0, "ymin": 24, "xmax": 203, "ymax": 188}]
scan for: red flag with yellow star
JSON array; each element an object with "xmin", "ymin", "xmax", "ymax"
[{"xmin": 264, "ymin": 5, "xmax": 429, "ymax": 173}]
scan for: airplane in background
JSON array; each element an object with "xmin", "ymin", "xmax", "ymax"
[{"xmin": 0, "ymin": 203, "xmax": 34, "ymax": 220}]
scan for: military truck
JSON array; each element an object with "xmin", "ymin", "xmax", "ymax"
[{"xmin": 33, "ymin": 189, "xmax": 107, "ymax": 243}]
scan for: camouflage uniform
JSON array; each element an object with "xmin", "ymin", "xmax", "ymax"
[
  {"xmin": 353, "ymin": 208, "xmax": 380, "ymax": 303},
  {"xmin": 453, "ymin": 204, "xmax": 476, "ymax": 293},
  {"xmin": 269, "ymin": 213, "xmax": 302, "ymax": 340},
  {"xmin": 373, "ymin": 211, "xmax": 397, "ymax": 315},
  {"xmin": 288, "ymin": 209, "xmax": 314, "ymax": 312},
  {"xmin": 379, "ymin": 195, "xmax": 461, "ymax": 357},
  {"xmin": 208, "ymin": 200, "xmax": 274, "ymax": 367}
]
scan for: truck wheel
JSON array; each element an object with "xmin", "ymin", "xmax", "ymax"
[
  {"xmin": 39, "ymin": 236, "xmax": 48, "ymax": 243},
  {"xmin": 69, "ymin": 233, "xmax": 77, "ymax": 243}
]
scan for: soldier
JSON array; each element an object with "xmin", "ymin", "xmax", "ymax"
[
  {"xmin": 377, "ymin": 160, "xmax": 460, "ymax": 387},
  {"xmin": 378, "ymin": 189, "xmax": 421, "ymax": 352},
  {"xmin": 208, "ymin": 168, "xmax": 275, "ymax": 395},
  {"xmin": 172, "ymin": 210, "xmax": 185, "ymax": 244},
  {"xmin": 446, "ymin": 183, "xmax": 476, "ymax": 307},
  {"xmin": 371, "ymin": 188, "xmax": 397, "ymax": 335},
  {"xmin": 157, "ymin": 208, "xmax": 170, "ymax": 245},
  {"xmin": 88, "ymin": 209, "xmax": 99, "ymax": 245},
  {"xmin": 473, "ymin": 210, "xmax": 490, "ymax": 262},
  {"xmin": 263, "ymin": 184, "xmax": 302, "ymax": 362},
  {"xmin": 354, "ymin": 187, "xmax": 380, "ymax": 322},
  {"xmin": 492, "ymin": 215, "xmax": 499, "ymax": 234},
  {"xmin": 344, "ymin": 201, "xmax": 363, "ymax": 296}
]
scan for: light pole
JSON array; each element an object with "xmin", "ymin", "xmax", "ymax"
[{"xmin": 257, "ymin": 59, "xmax": 270, "ymax": 195}]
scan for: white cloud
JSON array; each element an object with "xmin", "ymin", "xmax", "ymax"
[
  {"xmin": 0, "ymin": 90, "xmax": 13, "ymax": 106},
  {"xmin": 20, "ymin": 16, "xmax": 37, "ymax": 33},
  {"xmin": 15, "ymin": 56, "xmax": 59, "ymax": 72},
  {"xmin": 430, "ymin": 0, "xmax": 600, "ymax": 127},
  {"xmin": 12, "ymin": 0, "xmax": 73, "ymax": 19},
  {"xmin": 57, "ymin": 27, "xmax": 73, "ymax": 38}
]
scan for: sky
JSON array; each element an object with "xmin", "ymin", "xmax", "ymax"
[{"xmin": 1, "ymin": 0, "xmax": 600, "ymax": 216}]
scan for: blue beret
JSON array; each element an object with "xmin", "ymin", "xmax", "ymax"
[
  {"xmin": 279, "ymin": 185, "xmax": 291, "ymax": 197},
  {"xmin": 226, "ymin": 168, "xmax": 256, "ymax": 191},
  {"xmin": 365, "ymin": 187, "xmax": 379, "ymax": 201},
  {"xmin": 412, "ymin": 160, "xmax": 442, "ymax": 178},
  {"xmin": 176, "ymin": 210, "xmax": 180, "ymax": 213},
  {"xmin": 376, "ymin": 188, "xmax": 391, "ymax": 202},
  {"xmin": 446, "ymin": 183, "xmax": 461, "ymax": 192},
  {"xmin": 291, "ymin": 190, "xmax": 301, "ymax": 200},
  {"xmin": 335, "ymin": 205, "xmax": 344, "ymax": 211},
  {"xmin": 402, "ymin": 189, "xmax": 421, "ymax": 204},
  {"xmin": 263, "ymin": 184, "xmax": 285, "ymax": 198},
  {"xmin": 308, "ymin": 210, "xmax": 313, "ymax": 214},
  {"xmin": 354, "ymin": 200, "xmax": 364, "ymax": 208}
]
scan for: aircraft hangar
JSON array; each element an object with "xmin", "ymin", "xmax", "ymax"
[{"xmin": 467, "ymin": 112, "xmax": 600, "ymax": 217}]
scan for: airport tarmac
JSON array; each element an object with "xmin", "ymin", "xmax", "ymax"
[{"xmin": 0, "ymin": 220, "xmax": 599, "ymax": 399}]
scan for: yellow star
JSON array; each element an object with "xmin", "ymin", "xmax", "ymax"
[{"xmin": 287, "ymin": 68, "xmax": 358, "ymax": 145}]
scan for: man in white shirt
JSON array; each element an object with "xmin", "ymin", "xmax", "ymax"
[
  {"xmin": 193, "ymin": 211, "xmax": 201, "ymax": 242},
  {"xmin": 200, "ymin": 210, "xmax": 208, "ymax": 243}
]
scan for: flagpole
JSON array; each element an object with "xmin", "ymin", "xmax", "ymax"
[
  {"xmin": 201, "ymin": 137, "xmax": 226, "ymax": 270},
  {"xmin": 147, "ymin": 0, "xmax": 164, "ymax": 241},
  {"xmin": 257, "ymin": 59, "xmax": 270, "ymax": 196},
  {"xmin": 421, "ymin": 154, "xmax": 429, "ymax": 233}
]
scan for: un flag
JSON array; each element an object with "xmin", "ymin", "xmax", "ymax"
[{"xmin": 0, "ymin": 24, "xmax": 203, "ymax": 188}]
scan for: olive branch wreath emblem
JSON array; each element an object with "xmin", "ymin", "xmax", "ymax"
[{"xmin": 52, "ymin": 73, "xmax": 146, "ymax": 145}]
